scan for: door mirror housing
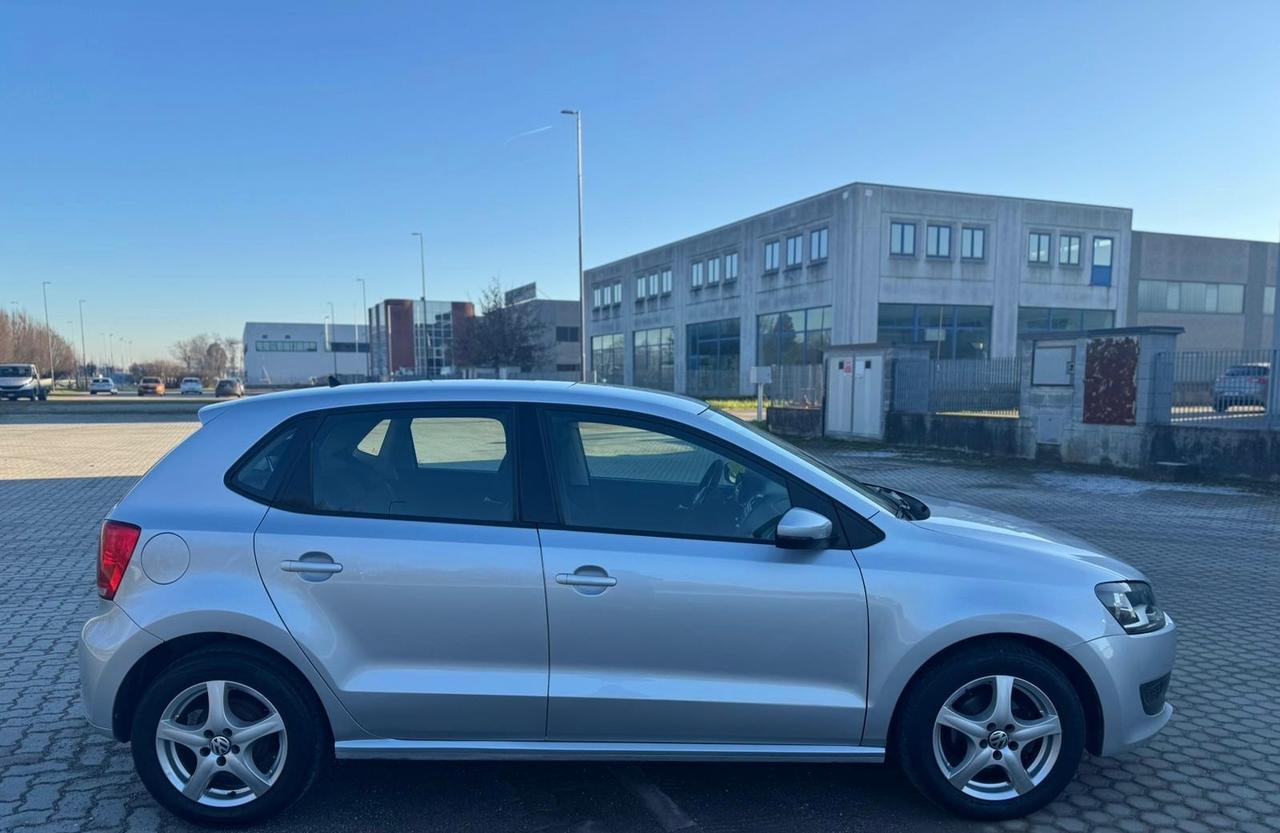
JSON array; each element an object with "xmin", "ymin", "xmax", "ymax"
[{"xmin": 775, "ymin": 507, "xmax": 833, "ymax": 549}]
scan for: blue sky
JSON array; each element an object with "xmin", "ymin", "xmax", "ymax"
[{"xmin": 2, "ymin": 0, "xmax": 1278, "ymax": 361}]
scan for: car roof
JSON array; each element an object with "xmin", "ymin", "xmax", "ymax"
[{"xmin": 198, "ymin": 380, "xmax": 710, "ymax": 424}]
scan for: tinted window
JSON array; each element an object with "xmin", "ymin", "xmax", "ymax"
[
  {"xmin": 231, "ymin": 426, "xmax": 299, "ymax": 500},
  {"xmin": 544, "ymin": 412, "xmax": 791, "ymax": 541},
  {"xmin": 298, "ymin": 410, "xmax": 514, "ymax": 522}
]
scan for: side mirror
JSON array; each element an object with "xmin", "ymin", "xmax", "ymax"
[{"xmin": 775, "ymin": 507, "xmax": 833, "ymax": 549}]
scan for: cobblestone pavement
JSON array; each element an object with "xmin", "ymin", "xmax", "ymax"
[{"xmin": 1, "ymin": 413, "xmax": 1277, "ymax": 833}]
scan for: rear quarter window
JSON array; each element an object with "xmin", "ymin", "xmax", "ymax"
[{"xmin": 227, "ymin": 425, "xmax": 304, "ymax": 502}]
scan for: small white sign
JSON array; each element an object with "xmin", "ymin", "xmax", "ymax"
[{"xmin": 749, "ymin": 365, "xmax": 773, "ymax": 384}]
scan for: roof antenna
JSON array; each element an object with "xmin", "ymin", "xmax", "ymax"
[{"xmin": 327, "ymin": 375, "xmax": 341, "ymax": 387}]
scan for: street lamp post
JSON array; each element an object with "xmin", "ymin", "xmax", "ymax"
[
  {"xmin": 106, "ymin": 333, "xmax": 114, "ymax": 373},
  {"xmin": 356, "ymin": 278, "xmax": 369, "ymax": 381},
  {"xmin": 327, "ymin": 303, "xmax": 338, "ymax": 377},
  {"xmin": 410, "ymin": 232, "xmax": 428, "ymax": 378},
  {"xmin": 41, "ymin": 281, "xmax": 54, "ymax": 389},
  {"xmin": 78, "ymin": 299, "xmax": 88, "ymax": 388},
  {"xmin": 560, "ymin": 109, "xmax": 586, "ymax": 381}
]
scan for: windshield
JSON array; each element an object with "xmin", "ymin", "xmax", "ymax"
[
  {"xmin": 708, "ymin": 408, "xmax": 899, "ymax": 515},
  {"xmin": 0, "ymin": 366, "xmax": 34, "ymax": 377}
]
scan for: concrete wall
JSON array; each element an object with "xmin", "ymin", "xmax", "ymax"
[
  {"xmin": 1129, "ymin": 231, "xmax": 1279, "ymax": 350},
  {"xmin": 523, "ymin": 298, "xmax": 582, "ymax": 374}
]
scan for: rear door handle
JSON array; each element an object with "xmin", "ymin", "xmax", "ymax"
[
  {"xmin": 555, "ymin": 573, "xmax": 616, "ymax": 587},
  {"xmin": 281, "ymin": 552, "xmax": 343, "ymax": 581}
]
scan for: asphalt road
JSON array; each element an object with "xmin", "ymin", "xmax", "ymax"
[{"xmin": 1, "ymin": 408, "xmax": 1277, "ymax": 833}]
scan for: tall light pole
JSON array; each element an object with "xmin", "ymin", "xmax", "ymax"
[
  {"xmin": 77, "ymin": 299, "xmax": 88, "ymax": 387},
  {"xmin": 560, "ymin": 108, "xmax": 587, "ymax": 380},
  {"xmin": 326, "ymin": 302, "xmax": 338, "ymax": 377},
  {"xmin": 41, "ymin": 281, "xmax": 54, "ymax": 386},
  {"xmin": 106, "ymin": 332, "xmax": 114, "ymax": 372},
  {"xmin": 410, "ymin": 232, "xmax": 428, "ymax": 377},
  {"xmin": 356, "ymin": 278, "xmax": 369, "ymax": 380}
]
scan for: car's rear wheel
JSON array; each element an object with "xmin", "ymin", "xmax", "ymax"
[
  {"xmin": 894, "ymin": 642, "xmax": 1084, "ymax": 820},
  {"xmin": 131, "ymin": 649, "xmax": 327, "ymax": 826}
]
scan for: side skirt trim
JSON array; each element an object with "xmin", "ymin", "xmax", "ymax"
[{"xmin": 335, "ymin": 739, "xmax": 885, "ymax": 763}]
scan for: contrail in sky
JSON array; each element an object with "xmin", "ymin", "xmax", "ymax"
[{"xmin": 506, "ymin": 124, "xmax": 553, "ymax": 142}]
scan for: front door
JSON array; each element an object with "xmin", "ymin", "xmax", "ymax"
[
  {"xmin": 254, "ymin": 406, "xmax": 548, "ymax": 740},
  {"xmin": 537, "ymin": 409, "xmax": 869, "ymax": 745}
]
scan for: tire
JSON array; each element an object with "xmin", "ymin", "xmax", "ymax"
[
  {"xmin": 893, "ymin": 642, "xmax": 1085, "ymax": 820},
  {"xmin": 130, "ymin": 648, "xmax": 328, "ymax": 827}
]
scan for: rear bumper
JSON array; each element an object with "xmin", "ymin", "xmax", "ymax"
[
  {"xmin": 79, "ymin": 601, "xmax": 163, "ymax": 737},
  {"xmin": 1069, "ymin": 617, "xmax": 1177, "ymax": 756}
]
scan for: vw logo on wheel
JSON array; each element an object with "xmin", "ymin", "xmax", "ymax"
[
  {"xmin": 209, "ymin": 736, "xmax": 232, "ymax": 756},
  {"xmin": 987, "ymin": 729, "xmax": 1009, "ymax": 750}
]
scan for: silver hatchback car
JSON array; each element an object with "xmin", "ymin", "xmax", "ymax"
[{"xmin": 80, "ymin": 381, "xmax": 1175, "ymax": 826}]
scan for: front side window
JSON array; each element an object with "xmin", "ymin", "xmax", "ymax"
[
  {"xmin": 1029, "ymin": 232, "xmax": 1052, "ymax": 264},
  {"xmin": 961, "ymin": 226, "xmax": 985, "ymax": 260},
  {"xmin": 1060, "ymin": 234, "xmax": 1081, "ymax": 266},
  {"xmin": 543, "ymin": 411, "xmax": 791, "ymax": 541},
  {"xmin": 890, "ymin": 222, "xmax": 915, "ymax": 256},
  {"xmin": 786, "ymin": 234, "xmax": 803, "ymax": 266},
  {"xmin": 926, "ymin": 224, "xmax": 951, "ymax": 258},
  {"xmin": 763, "ymin": 240, "xmax": 780, "ymax": 271},
  {"xmin": 810, "ymin": 227, "xmax": 828, "ymax": 261},
  {"xmin": 1091, "ymin": 237, "xmax": 1114, "ymax": 286},
  {"xmin": 293, "ymin": 410, "xmax": 514, "ymax": 522}
]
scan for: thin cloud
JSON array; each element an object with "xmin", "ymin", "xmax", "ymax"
[{"xmin": 505, "ymin": 124, "xmax": 553, "ymax": 143}]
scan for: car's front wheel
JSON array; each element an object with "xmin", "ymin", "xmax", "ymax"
[
  {"xmin": 131, "ymin": 648, "xmax": 327, "ymax": 826},
  {"xmin": 894, "ymin": 642, "xmax": 1085, "ymax": 820}
]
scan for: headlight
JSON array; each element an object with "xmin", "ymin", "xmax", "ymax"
[{"xmin": 1095, "ymin": 581, "xmax": 1166, "ymax": 634}]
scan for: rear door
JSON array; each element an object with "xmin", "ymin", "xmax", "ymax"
[
  {"xmin": 252, "ymin": 405, "xmax": 548, "ymax": 740},
  {"xmin": 535, "ymin": 408, "xmax": 870, "ymax": 745}
]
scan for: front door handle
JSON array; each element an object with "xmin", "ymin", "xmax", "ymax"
[
  {"xmin": 555, "ymin": 573, "xmax": 617, "ymax": 588},
  {"xmin": 281, "ymin": 551, "xmax": 343, "ymax": 581}
]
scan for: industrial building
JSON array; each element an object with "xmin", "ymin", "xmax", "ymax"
[
  {"xmin": 242, "ymin": 322, "xmax": 369, "ymax": 386},
  {"xmin": 584, "ymin": 181, "xmax": 1277, "ymax": 396}
]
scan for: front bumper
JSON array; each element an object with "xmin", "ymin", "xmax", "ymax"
[
  {"xmin": 1069, "ymin": 616, "xmax": 1177, "ymax": 756},
  {"xmin": 79, "ymin": 600, "xmax": 163, "ymax": 737}
]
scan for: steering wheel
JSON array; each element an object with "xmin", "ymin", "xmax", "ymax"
[{"xmin": 689, "ymin": 459, "xmax": 726, "ymax": 509}]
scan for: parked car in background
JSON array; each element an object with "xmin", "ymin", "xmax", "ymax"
[
  {"xmin": 214, "ymin": 377, "xmax": 245, "ymax": 398},
  {"xmin": 80, "ymin": 382, "xmax": 1175, "ymax": 826},
  {"xmin": 1212, "ymin": 363, "xmax": 1270, "ymax": 412},
  {"xmin": 0, "ymin": 363, "xmax": 52, "ymax": 401},
  {"xmin": 89, "ymin": 376, "xmax": 119, "ymax": 395},
  {"xmin": 137, "ymin": 377, "xmax": 166, "ymax": 396},
  {"xmin": 180, "ymin": 377, "xmax": 204, "ymax": 395}
]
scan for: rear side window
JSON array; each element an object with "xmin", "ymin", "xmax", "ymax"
[
  {"xmin": 229, "ymin": 426, "xmax": 300, "ymax": 501},
  {"xmin": 285, "ymin": 409, "xmax": 515, "ymax": 523}
]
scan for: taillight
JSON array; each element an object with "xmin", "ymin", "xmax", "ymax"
[{"xmin": 98, "ymin": 520, "xmax": 142, "ymax": 600}]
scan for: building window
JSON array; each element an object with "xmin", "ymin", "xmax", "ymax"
[
  {"xmin": 810, "ymin": 228, "xmax": 828, "ymax": 261},
  {"xmin": 556, "ymin": 363, "xmax": 580, "ymax": 373},
  {"xmin": 613, "ymin": 282, "xmax": 623, "ymax": 306},
  {"xmin": 1266, "ymin": 286, "xmax": 1276, "ymax": 315},
  {"xmin": 890, "ymin": 222, "xmax": 915, "ymax": 256},
  {"xmin": 763, "ymin": 240, "xmax": 780, "ymax": 271},
  {"xmin": 633, "ymin": 326, "xmax": 675, "ymax": 391},
  {"xmin": 724, "ymin": 252, "xmax": 739, "ymax": 282},
  {"xmin": 555, "ymin": 326, "xmax": 580, "ymax": 343},
  {"xmin": 691, "ymin": 260, "xmax": 704, "ymax": 289},
  {"xmin": 1017, "ymin": 307, "xmax": 1115, "ymax": 334},
  {"xmin": 961, "ymin": 226, "xmax": 985, "ymax": 260},
  {"xmin": 590, "ymin": 333, "xmax": 624, "ymax": 384},
  {"xmin": 648, "ymin": 272, "xmax": 659, "ymax": 297},
  {"xmin": 591, "ymin": 287, "xmax": 602, "ymax": 309},
  {"xmin": 636, "ymin": 276, "xmax": 647, "ymax": 300},
  {"xmin": 786, "ymin": 234, "xmax": 803, "ymax": 267},
  {"xmin": 1028, "ymin": 232, "xmax": 1052, "ymax": 264},
  {"xmin": 876, "ymin": 304, "xmax": 992, "ymax": 359},
  {"xmin": 686, "ymin": 318, "xmax": 740, "ymax": 397},
  {"xmin": 255, "ymin": 340, "xmax": 319, "ymax": 352},
  {"xmin": 926, "ymin": 224, "xmax": 952, "ymax": 258},
  {"xmin": 707, "ymin": 256, "xmax": 721, "ymax": 285},
  {"xmin": 661, "ymin": 268, "xmax": 673, "ymax": 295},
  {"xmin": 757, "ymin": 306, "xmax": 832, "ymax": 366},
  {"xmin": 329, "ymin": 342, "xmax": 370, "ymax": 353},
  {"xmin": 1091, "ymin": 237, "xmax": 1114, "ymax": 286},
  {"xmin": 1137, "ymin": 280, "xmax": 1246, "ymax": 314},
  {"xmin": 1060, "ymin": 234, "xmax": 1081, "ymax": 266}
]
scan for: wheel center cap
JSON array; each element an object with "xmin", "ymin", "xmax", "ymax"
[
  {"xmin": 210, "ymin": 735, "xmax": 232, "ymax": 756},
  {"xmin": 987, "ymin": 730, "xmax": 1009, "ymax": 750}
]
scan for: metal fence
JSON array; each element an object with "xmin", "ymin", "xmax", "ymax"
[
  {"xmin": 893, "ymin": 357, "xmax": 1022, "ymax": 418},
  {"xmin": 686, "ymin": 367, "xmax": 740, "ymax": 399},
  {"xmin": 765, "ymin": 363, "xmax": 824, "ymax": 408},
  {"xmin": 1157, "ymin": 348, "xmax": 1275, "ymax": 428}
]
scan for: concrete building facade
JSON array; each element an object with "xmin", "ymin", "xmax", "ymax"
[
  {"xmin": 585, "ymin": 182, "xmax": 1133, "ymax": 396},
  {"xmin": 1129, "ymin": 231, "xmax": 1278, "ymax": 351},
  {"xmin": 518, "ymin": 297, "xmax": 582, "ymax": 377},
  {"xmin": 243, "ymin": 321, "xmax": 369, "ymax": 386}
]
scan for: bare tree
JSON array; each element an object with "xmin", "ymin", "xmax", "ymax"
[
  {"xmin": 452, "ymin": 279, "xmax": 548, "ymax": 375},
  {"xmin": 0, "ymin": 309, "xmax": 79, "ymax": 376}
]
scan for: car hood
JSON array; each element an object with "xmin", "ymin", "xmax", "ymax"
[{"xmin": 909, "ymin": 494, "xmax": 1139, "ymax": 581}]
